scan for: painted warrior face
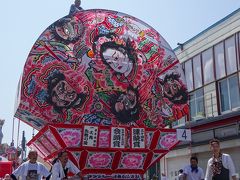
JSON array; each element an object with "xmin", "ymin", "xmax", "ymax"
[
  {"xmin": 161, "ymin": 73, "xmax": 188, "ymax": 104},
  {"xmin": 103, "ymin": 48, "xmax": 132, "ymax": 75},
  {"xmin": 126, "ymin": 89, "xmax": 137, "ymax": 106},
  {"xmin": 51, "ymin": 80, "xmax": 78, "ymax": 108},
  {"xmin": 54, "ymin": 18, "xmax": 83, "ymax": 43},
  {"xmin": 115, "ymin": 91, "xmax": 137, "ymax": 112},
  {"xmin": 164, "ymin": 77, "xmax": 182, "ymax": 98}
]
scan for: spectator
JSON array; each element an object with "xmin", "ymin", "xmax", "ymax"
[
  {"xmin": 69, "ymin": 0, "xmax": 83, "ymax": 15},
  {"xmin": 183, "ymin": 156, "xmax": 204, "ymax": 180},
  {"xmin": 51, "ymin": 150, "xmax": 81, "ymax": 179},
  {"xmin": 10, "ymin": 150, "xmax": 51, "ymax": 180},
  {"xmin": 205, "ymin": 139, "xmax": 237, "ymax": 180}
]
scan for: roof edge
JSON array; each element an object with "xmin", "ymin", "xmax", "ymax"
[{"xmin": 174, "ymin": 8, "xmax": 240, "ymax": 51}]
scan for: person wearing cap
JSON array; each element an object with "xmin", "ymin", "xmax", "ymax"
[
  {"xmin": 10, "ymin": 150, "xmax": 51, "ymax": 180},
  {"xmin": 51, "ymin": 150, "xmax": 81, "ymax": 180},
  {"xmin": 69, "ymin": 0, "xmax": 83, "ymax": 15}
]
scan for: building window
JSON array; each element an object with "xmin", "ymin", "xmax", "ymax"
[
  {"xmin": 172, "ymin": 116, "xmax": 186, "ymax": 127},
  {"xmin": 219, "ymin": 74, "xmax": 240, "ymax": 112},
  {"xmin": 185, "ymin": 60, "xmax": 193, "ymax": 91},
  {"xmin": 225, "ymin": 36, "xmax": 237, "ymax": 75},
  {"xmin": 193, "ymin": 55, "xmax": 202, "ymax": 89},
  {"xmin": 190, "ymin": 88, "xmax": 204, "ymax": 120},
  {"xmin": 214, "ymin": 42, "xmax": 226, "ymax": 79},
  {"xmin": 202, "ymin": 48, "xmax": 214, "ymax": 84}
]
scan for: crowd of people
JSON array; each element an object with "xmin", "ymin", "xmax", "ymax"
[
  {"xmin": 0, "ymin": 138, "xmax": 237, "ymax": 180},
  {"xmin": 176, "ymin": 138, "xmax": 237, "ymax": 180},
  {"xmin": 7, "ymin": 149, "xmax": 81, "ymax": 180},
  {"xmin": 151, "ymin": 139, "xmax": 237, "ymax": 180}
]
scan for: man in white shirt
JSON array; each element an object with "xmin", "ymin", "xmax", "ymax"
[
  {"xmin": 51, "ymin": 150, "xmax": 81, "ymax": 180},
  {"xmin": 205, "ymin": 139, "xmax": 237, "ymax": 180},
  {"xmin": 183, "ymin": 156, "xmax": 204, "ymax": 180},
  {"xmin": 10, "ymin": 150, "xmax": 51, "ymax": 180}
]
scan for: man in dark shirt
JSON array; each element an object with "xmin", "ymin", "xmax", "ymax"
[{"xmin": 69, "ymin": 0, "xmax": 83, "ymax": 15}]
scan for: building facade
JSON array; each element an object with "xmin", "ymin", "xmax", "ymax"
[{"xmin": 156, "ymin": 8, "xmax": 240, "ymax": 180}]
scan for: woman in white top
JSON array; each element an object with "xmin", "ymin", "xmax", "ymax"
[{"xmin": 51, "ymin": 150, "xmax": 81, "ymax": 180}]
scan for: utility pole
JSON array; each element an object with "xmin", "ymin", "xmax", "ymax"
[
  {"xmin": 0, "ymin": 119, "xmax": 4, "ymax": 144},
  {"xmin": 21, "ymin": 131, "xmax": 26, "ymax": 161}
]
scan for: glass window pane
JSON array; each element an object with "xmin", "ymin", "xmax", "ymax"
[
  {"xmin": 229, "ymin": 75, "xmax": 240, "ymax": 109},
  {"xmin": 195, "ymin": 88, "xmax": 204, "ymax": 117},
  {"xmin": 225, "ymin": 36, "xmax": 237, "ymax": 75},
  {"xmin": 185, "ymin": 60, "xmax": 193, "ymax": 91},
  {"xmin": 214, "ymin": 42, "xmax": 226, "ymax": 79},
  {"xmin": 189, "ymin": 88, "xmax": 204, "ymax": 120},
  {"xmin": 193, "ymin": 55, "xmax": 202, "ymax": 88},
  {"xmin": 202, "ymin": 48, "xmax": 214, "ymax": 84},
  {"xmin": 219, "ymin": 79, "xmax": 230, "ymax": 112},
  {"xmin": 189, "ymin": 93, "xmax": 196, "ymax": 119}
]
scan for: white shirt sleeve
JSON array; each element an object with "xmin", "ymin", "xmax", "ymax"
[
  {"xmin": 51, "ymin": 163, "xmax": 61, "ymax": 180},
  {"xmin": 223, "ymin": 154, "xmax": 237, "ymax": 178},
  {"xmin": 68, "ymin": 160, "xmax": 80, "ymax": 175},
  {"xmin": 200, "ymin": 168, "xmax": 205, "ymax": 179},
  {"xmin": 205, "ymin": 158, "xmax": 213, "ymax": 180},
  {"xmin": 183, "ymin": 165, "xmax": 189, "ymax": 175},
  {"xmin": 39, "ymin": 164, "xmax": 51, "ymax": 177},
  {"xmin": 12, "ymin": 163, "xmax": 25, "ymax": 177}
]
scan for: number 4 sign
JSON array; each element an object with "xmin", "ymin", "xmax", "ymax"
[{"xmin": 176, "ymin": 129, "xmax": 191, "ymax": 141}]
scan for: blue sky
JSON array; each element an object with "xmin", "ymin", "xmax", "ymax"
[{"xmin": 0, "ymin": 0, "xmax": 239, "ymax": 147}]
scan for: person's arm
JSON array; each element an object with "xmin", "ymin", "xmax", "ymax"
[
  {"xmin": 45, "ymin": 174, "xmax": 51, "ymax": 180},
  {"xmin": 10, "ymin": 174, "xmax": 17, "ymax": 180},
  {"xmin": 69, "ymin": 4, "xmax": 76, "ymax": 15},
  {"xmin": 205, "ymin": 159, "xmax": 212, "ymax": 180},
  {"xmin": 11, "ymin": 163, "xmax": 24, "ymax": 179},
  {"xmin": 51, "ymin": 163, "xmax": 62, "ymax": 180},
  {"xmin": 183, "ymin": 166, "xmax": 188, "ymax": 180},
  {"xmin": 40, "ymin": 164, "xmax": 51, "ymax": 180},
  {"xmin": 225, "ymin": 155, "xmax": 237, "ymax": 180},
  {"xmin": 200, "ymin": 168, "xmax": 205, "ymax": 180}
]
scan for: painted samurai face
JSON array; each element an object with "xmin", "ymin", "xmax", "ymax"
[
  {"xmin": 162, "ymin": 73, "xmax": 188, "ymax": 104},
  {"xmin": 51, "ymin": 80, "xmax": 78, "ymax": 108},
  {"xmin": 47, "ymin": 71, "xmax": 87, "ymax": 113},
  {"xmin": 163, "ymin": 77, "xmax": 182, "ymax": 98},
  {"xmin": 56, "ymin": 22, "xmax": 76, "ymax": 40},
  {"xmin": 111, "ymin": 87, "xmax": 140, "ymax": 124},
  {"xmin": 115, "ymin": 89, "xmax": 137, "ymax": 112},
  {"xmin": 54, "ymin": 18, "xmax": 83, "ymax": 43},
  {"xmin": 102, "ymin": 48, "xmax": 133, "ymax": 76}
]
